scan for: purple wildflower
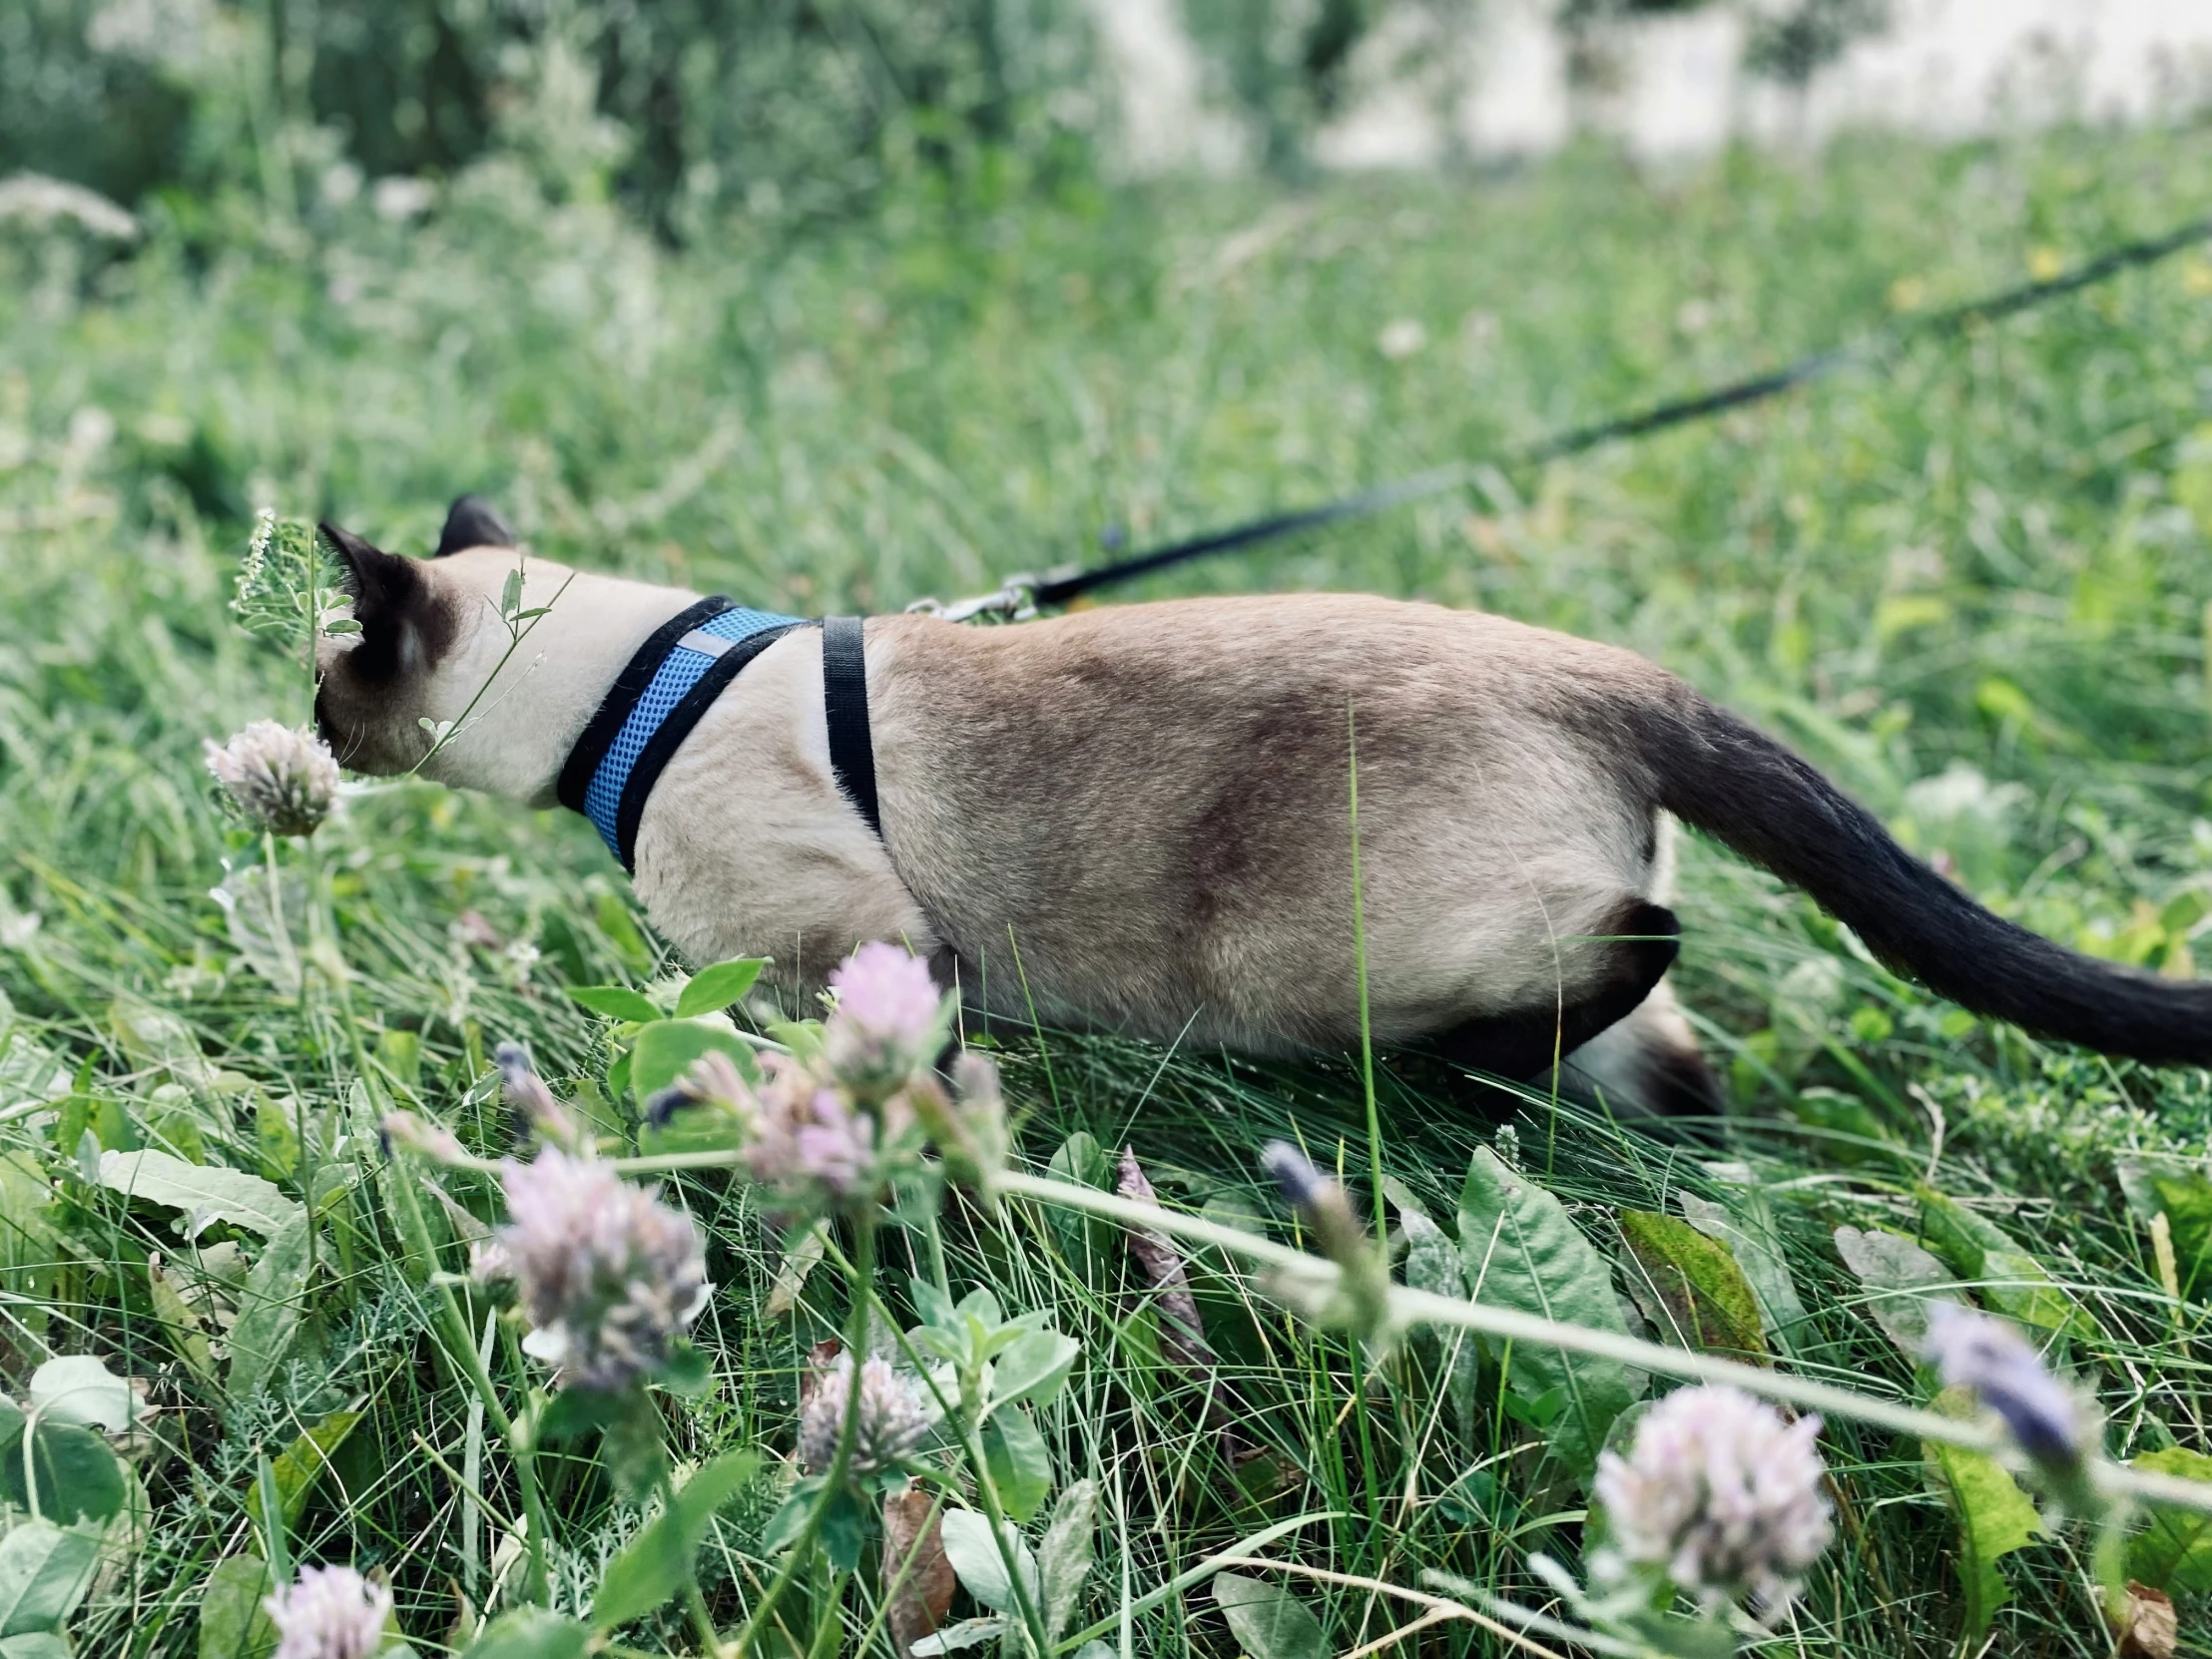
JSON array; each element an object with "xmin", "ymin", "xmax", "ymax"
[
  {"xmin": 264, "ymin": 1564, "xmax": 392, "ymax": 1659},
  {"xmin": 1594, "ymin": 1383, "xmax": 1833, "ymax": 1610},
  {"xmin": 824, "ymin": 943, "xmax": 944, "ymax": 1084},
  {"xmin": 800, "ymin": 1353, "xmax": 928, "ymax": 1477},
  {"xmin": 1923, "ymin": 1303, "xmax": 2087, "ymax": 1471},
  {"xmin": 472, "ymin": 1149, "xmax": 710, "ymax": 1390}
]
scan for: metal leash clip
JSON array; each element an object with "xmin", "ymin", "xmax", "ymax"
[{"xmin": 904, "ymin": 573, "xmax": 1042, "ymax": 625}]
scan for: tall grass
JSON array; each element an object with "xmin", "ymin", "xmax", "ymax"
[{"xmin": 6, "ymin": 120, "xmax": 2212, "ymax": 1655}]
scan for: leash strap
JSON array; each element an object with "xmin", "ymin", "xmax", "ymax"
[
  {"xmin": 989, "ymin": 211, "xmax": 2212, "ymax": 614},
  {"xmin": 821, "ymin": 616, "xmax": 882, "ymax": 840}
]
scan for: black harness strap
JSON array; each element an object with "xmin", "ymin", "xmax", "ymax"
[
  {"xmin": 611, "ymin": 621, "xmax": 807, "ymax": 870},
  {"xmin": 821, "ymin": 616, "xmax": 882, "ymax": 840},
  {"xmin": 555, "ymin": 594, "xmax": 734, "ymax": 817}
]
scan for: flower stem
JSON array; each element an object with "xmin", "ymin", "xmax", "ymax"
[
  {"xmin": 993, "ymin": 1170, "xmax": 2212, "ymax": 1520},
  {"xmin": 732, "ymin": 1211, "xmax": 879, "ymax": 1653}
]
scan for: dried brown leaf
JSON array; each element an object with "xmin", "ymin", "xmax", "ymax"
[
  {"xmin": 882, "ymin": 1488, "xmax": 955, "ymax": 1655},
  {"xmin": 1117, "ymin": 1147, "xmax": 1216, "ymax": 1379}
]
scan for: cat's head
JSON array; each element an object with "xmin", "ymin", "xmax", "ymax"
[{"xmin": 313, "ymin": 496, "xmax": 564, "ymax": 792}]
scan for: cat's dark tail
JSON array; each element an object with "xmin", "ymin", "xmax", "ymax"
[{"xmin": 1623, "ymin": 685, "xmax": 2212, "ymax": 1065}]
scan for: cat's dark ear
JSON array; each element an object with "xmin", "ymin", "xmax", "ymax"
[
  {"xmin": 434, "ymin": 494, "xmax": 516, "ymax": 557},
  {"xmin": 320, "ymin": 521, "xmax": 455, "ymax": 681}
]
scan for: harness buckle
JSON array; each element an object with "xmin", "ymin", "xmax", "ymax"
[{"xmin": 904, "ymin": 574, "xmax": 1039, "ymax": 625}]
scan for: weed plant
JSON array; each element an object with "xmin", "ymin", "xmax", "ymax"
[{"xmin": 6, "ymin": 122, "xmax": 2212, "ymax": 1656}]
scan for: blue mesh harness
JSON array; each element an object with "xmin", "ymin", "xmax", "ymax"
[{"xmin": 555, "ymin": 597, "xmax": 880, "ymax": 872}]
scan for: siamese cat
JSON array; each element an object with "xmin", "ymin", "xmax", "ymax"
[{"xmin": 312, "ymin": 498, "xmax": 2212, "ymax": 1115}]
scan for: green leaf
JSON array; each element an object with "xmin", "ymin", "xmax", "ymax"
[
  {"xmin": 1211, "ymin": 1571, "xmax": 1330, "ymax": 1659},
  {"xmin": 0, "ymin": 1633, "xmax": 73, "ymax": 1659},
  {"xmin": 593, "ymin": 1448, "xmax": 761, "ymax": 1630},
  {"xmin": 2128, "ymin": 1447, "xmax": 2212, "ymax": 1593},
  {"xmin": 28, "ymin": 1356, "xmax": 132, "ymax": 1432},
  {"xmin": 981, "ymin": 1404, "xmax": 1052, "ymax": 1523},
  {"xmin": 0, "ymin": 1421, "xmax": 125, "ymax": 1526},
  {"xmin": 567, "ymin": 985, "xmax": 659, "ymax": 1025},
  {"xmin": 1679, "ymin": 1186, "xmax": 1808, "ymax": 1352},
  {"xmin": 818, "ymin": 1483, "xmax": 872, "ymax": 1572},
  {"xmin": 249, "ymin": 1410, "xmax": 364, "ymax": 1531},
  {"xmin": 674, "ymin": 958, "xmax": 766, "ymax": 1019},
  {"xmin": 627, "ymin": 1019, "xmax": 754, "ymax": 1110},
  {"xmin": 500, "ymin": 566, "xmax": 524, "ymax": 619},
  {"xmin": 938, "ymin": 1511, "xmax": 1038, "ymax": 1616},
  {"xmin": 1456, "ymin": 1148, "xmax": 1637, "ymax": 1476},
  {"xmin": 461, "ymin": 1609, "xmax": 591, "ymax": 1659},
  {"xmin": 95, "ymin": 1150, "xmax": 301, "ymax": 1239},
  {"xmin": 1833, "ymin": 1225, "xmax": 1955, "ymax": 1356},
  {"xmin": 1916, "ymin": 1187, "xmax": 2096, "ymax": 1340},
  {"xmin": 1925, "ymin": 1386, "xmax": 2043, "ymax": 1640},
  {"xmin": 0, "ymin": 1521, "xmax": 100, "ymax": 1637},
  {"xmin": 198, "ymin": 1554, "xmax": 277, "ymax": 1659},
  {"xmin": 1038, "ymin": 1477, "xmax": 1096, "ymax": 1641},
  {"xmin": 1618, "ymin": 1210, "xmax": 1767, "ymax": 1359},
  {"xmin": 989, "ymin": 1329, "xmax": 1079, "ymax": 1413},
  {"xmin": 227, "ymin": 1213, "xmax": 314, "ymax": 1402}
]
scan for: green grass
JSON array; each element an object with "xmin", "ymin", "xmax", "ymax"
[{"xmin": 9, "ymin": 121, "xmax": 2212, "ymax": 1657}]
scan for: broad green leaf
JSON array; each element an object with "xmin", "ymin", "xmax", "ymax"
[
  {"xmin": 1833, "ymin": 1225, "xmax": 1955, "ymax": 1356},
  {"xmin": 29, "ymin": 1356, "xmax": 132, "ymax": 1432},
  {"xmin": 227, "ymin": 1213, "xmax": 314, "ymax": 1402},
  {"xmin": 567, "ymin": 985, "xmax": 659, "ymax": 1024},
  {"xmin": 461, "ymin": 1609, "xmax": 591, "ymax": 1659},
  {"xmin": 96, "ymin": 1150, "xmax": 301, "ymax": 1240},
  {"xmin": 1038, "ymin": 1478, "xmax": 1096, "ymax": 1641},
  {"xmin": 0, "ymin": 1633, "xmax": 72, "ymax": 1659},
  {"xmin": 981, "ymin": 1404, "xmax": 1052, "ymax": 1523},
  {"xmin": 1399, "ymin": 1206, "xmax": 1474, "ymax": 1431},
  {"xmin": 1212, "ymin": 1571, "xmax": 1330, "ymax": 1659},
  {"xmin": 2118, "ymin": 1161, "xmax": 2212, "ymax": 1298},
  {"xmin": 0, "ymin": 1403, "xmax": 19, "ymax": 1456},
  {"xmin": 674, "ymin": 958, "xmax": 766, "ymax": 1019},
  {"xmin": 626, "ymin": 1019, "xmax": 753, "ymax": 1110},
  {"xmin": 1925, "ymin": 1386, "xmax": 2043, "ymax": 1639},
  {"xmin": 2128, "ymin": 1447, "xmax": 2212, "ymax": 1593},
  {"xmin": 989, "ymin": 1329, "xmax": 1079, "ymax": 1414},
  {"xmin": 1618, "ymin": 1210, "xmax": 1766, "ymax": 1359},
  {"xmin": 249, "ymin": 1410, "xmax": 363, "ymax": 1530},
  {"xmin": 1916, "ymin": 1187, "xmax": 2096, "ymax": 1339},
  {"xmin": 0, "ymin": 1421, "xmax": 125, "ymax": 1526},
  {"xmin": 147, "ymin": 1257, "xmax": 219, "ymax": 1384},
  {"xmin": 938, "ymin": 1511, "xmax": 1038, "ymax": 1615},
  {"xmin": 0, "ymin": 1521, "xmax": 100, "ymax": 1637},
  {"xmin": 1456, "ymin": 1148, "xmax": 1637, "ymax": 1475},
  {"xmin": 593, "ymin": 1448, "xmax": 761, "ymax": 1630},
  {"xmin": 198, "ymin": 1554, "xmax": 277, "ymax": 1659},
  {"xmin": 1398, "ymin": 1206, "xmax": 1462, "ymax": 1300},
  {"xmin": 1679, "ymin": 1187, "xmax": 1808, "ymax": 1351}
]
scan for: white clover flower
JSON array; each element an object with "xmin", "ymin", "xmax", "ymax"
[
  {"xmin": 472, "ymin": 1148, "xmax": 710, "ymax": 1391},
  {"xmin": 205, "ymin": 721, "xmax": 340, "ymax": 836},
  {"xmin": 823, "ymin": 942, "xmax": 944, "ymax": 1085},
  {"xmin": 1924, "ymin": 1303, "xmax": 2088, "ymax": 1471},
  {"xmin": 264, "ymin": 1564, "xmax": 392, "ymax": 1659},
  {"xmin": 801, "ymin": 1353, "xmax": 928, "ymax": 1477},
  {"xmin": 1594, "ymin": 1383, "xmax": 1833, "ymax": 1610}
]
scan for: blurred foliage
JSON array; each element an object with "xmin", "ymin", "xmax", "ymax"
[{"xmin": 1, "ymin": 0, "xmax": 1108, "ymax": 234}]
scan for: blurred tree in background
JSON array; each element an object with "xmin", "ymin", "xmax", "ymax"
[
  {"xmin": 1, "ymin": 0, "xmax": 1898, "ymax": 237},
  {"xmin": 0, "ymin": 0, "xmax": 1107, "ymax": 237}
]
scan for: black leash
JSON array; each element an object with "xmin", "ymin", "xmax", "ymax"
[{"xmin": 951, "ymin": 212, "xmax": 2209, "ymax": 616}]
